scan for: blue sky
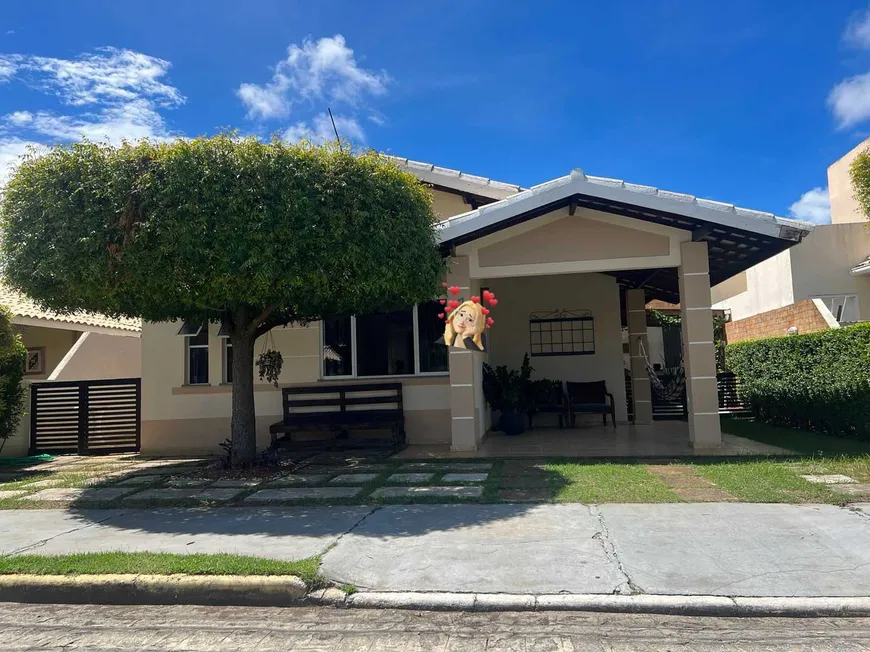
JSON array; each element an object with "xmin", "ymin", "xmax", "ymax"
[{"xmin": 3, "ymin": 1, "xmax": 870, "ymax": 223}]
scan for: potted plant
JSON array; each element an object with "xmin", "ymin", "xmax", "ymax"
[{"xmin": 483, "ymin": 354, "xmax": 534, "ymax": 436}]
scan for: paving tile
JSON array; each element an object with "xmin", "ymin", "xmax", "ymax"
[
  {"xmin": 441, "ymin": 473, "xmax": 488, "ymax": 483},
  {"xmin": 385, "ymin": 473, "xmax": 434, "ymax": 484},
  {"xmin": 647, "ymin": 465, "xmax": 695, "ymax": 476},
  {"xmin": 244, "ymin": 487, "xmax": 362, "ymax": 502},
  {"xmin": 268, "ymin": 474, "xmax": 330, "ymax": 486},
  {"xmin": 123, "ymin": 488, "xmax": 243, "ymax": 502},
  {"xmin": 308, "ymin": 464, "xmax": 390, "ymax": 473},
  {"xmin": 371, "ymin": 486, "xmax": 483, "ymax": 499},
  {"xmin": 166, "ymin": 478, "xmax": 211, "ymax": 488},
  {"xmin": 801, "ymin": 474, "xmax": 857, "ymax": 484},
  {"xmin": 0, "ymin": 490, "xmax": 26, "ymax": 500},
  {"xmin": 400, "ymin": 462, "xmax": 492, "ymax": 471},
  {"xmin": 498, "ymin": 488, "xmax": 550, "ymax": 502},
  {"xmin": 210, "ymin": 479, "xmax": 261, "ymax": 488},
  {"xmin": 671, "ymin": 488, "xmax": 736, "ymax": 502},
  {"xmin": 828, "ymin": 483, "xmax": 870, "ymax": 496},
  {"xmin": 112, "ymin": 475, "xmax": 164, "ymax": 486},
  {"xmin": 329, "ymin": 473, "xmax": 379, "ymax": 484},
  {"xmin": 659, "ymin": 475, "xmax": 715, "ymax": 489},
  {"xmin": 23, "ymin": 488, "xmax": 132, "ymax": 502},
  {"xmin": 19, "ymin": 479, "xmax": 62, "ymax": 489}
]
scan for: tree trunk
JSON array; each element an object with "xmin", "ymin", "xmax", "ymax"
[{"xmin": 230, "ymin": 329, "xmax": 257, "ymax": 466}]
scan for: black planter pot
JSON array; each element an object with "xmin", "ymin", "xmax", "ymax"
[{"xmin": 498, "ymin": 410, "xmax": 526, "ymax": 436}]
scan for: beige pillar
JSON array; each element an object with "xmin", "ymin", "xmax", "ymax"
[
  {"xmin": 626, "ymin": 288, "xmax": 653, "ymax": 425},
  {"xmin": 678, "ymin": 241, "xmax": 722, "ymax": 449},
  {"xmin": 446, "ymin": 256, "xmax": 480, "ymax": 451}
]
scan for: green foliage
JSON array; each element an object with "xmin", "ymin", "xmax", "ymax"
[
  {"xmin": 483, "ymin": 353, "xmax": 535, "ymax": 413},
  {"xmin": 0, "ymin": 136, "xmax": 444, "ymax": 326},
  {"xmin": 646, "ymin": 309, "xmax": 680, "ymax": 328},
  {"xmin": 726, "ymin": 324, "xmax": 870, "ymax": 441},
  {"xmin": 0, "ymin": 306, "xmax": 26, "ymax": 453},
  {"xmin": 850, "ymin": 148, "xmax": 870, "ymax": 221}
]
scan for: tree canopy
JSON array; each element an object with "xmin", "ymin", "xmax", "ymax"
[
  {"xmin": 850, "ymin": 148, "xmax": 870, "ymax": 222},
  {"xmin": 1, "ymin": 135, "xmax": 445, "ymax": 463}
]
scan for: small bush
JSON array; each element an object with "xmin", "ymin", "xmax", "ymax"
[
  {"xmin": 726, "ymin": 324, "xmax": 870, "ymax": 440},
  {"xmin": 0, "ymin": 305, "xmax": 26, "ymax": 454}
]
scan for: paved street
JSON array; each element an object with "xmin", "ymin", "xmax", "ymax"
[
  {"xmin": 1, "ymin": 602, "xmax": 869, "ymax": 651},
  {"xmin": 5, "ymin": 502, "xmax": 870, "ymax": 597}
]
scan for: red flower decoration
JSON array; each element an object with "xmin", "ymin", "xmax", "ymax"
[
  {"xmin": 470, "ymin": 295, "xmax": 480, "ymax": 303},
  {"xmin": 448, "ymin": 285, "xmax": 461, "ymax": 296},
  {"xmin": 437, "ymin": 313, "xmax": 444, "ymax": 319},
  {"xmin": 487, "ymin": 317, "xmax": 495, "ymax": 326},
  {"xmin": 488, "ymin": 299, "xmax": 498, "ymax": 307}
]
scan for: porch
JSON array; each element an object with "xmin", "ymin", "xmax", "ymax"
[{"xmin": 394, "ymin": 420, "xmax": 791, "ymax": 459}]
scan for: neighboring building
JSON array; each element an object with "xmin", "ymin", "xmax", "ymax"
[
  {"xmin": 140, "ymin": 159, "xmax": 812, "ymax": 456},
  {"xmin": 0, "ymin": 282, "xmax": 141, "ymax": 458},
  {"xmin": 713, "ymin": 138, "xmax": 870, "ymax": 342}
]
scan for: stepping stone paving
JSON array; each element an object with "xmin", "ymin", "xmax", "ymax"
[
  {"xmin": 801, "ymin": 474, "xmax": 857, "ymax": 484},
  {"xmin": 211, "ymin": 479, "xmax": 261, "ymax": 488},
  {"xmin": 442, "ymin": 473, "xmax": 488, "ymax": 482},
  {"xmin": 386, "ymin": 473, "xmax": 434, "ymax": 484},
  {"xmin": 166, "ymin": 478, "xmax": 211, "ymax": 488},
  {"xmin": 124, "ymin": 488, "xmax": 243, "ymax": 502},
  {"xmin": 244, "ymin": 487, "xmax": 362, "ymax": 502},
  {"xmin": 113, "ymin": 475, "xmax": 164, "ymax": 486},
  {"xmin": 20, "ymin": 479, "xmax": 61, "ymax": 489},
  {"xmin": 647, "ymin": 465, "xmax": 736, "ymax": 502},
  {"xmin": 400, "ymin": 462, "xmax": 492, "ymax": 471},
  {"xmin": 23, "ymin": 488, "xmax": 131, "ymax": 502},
  {"xmin": 329, "ymin": 473, "xmax": 379, "ymax": 484},
  {"xmin": 371, "ymin": 486, "xmax": 483, "ymax": 499},
  {"xmin": 268, "ymin": 474, "xmax": 330, "ymax": 486},
  {"xmin": 0, "ymin": 490, "xmax": 26, "ymax": 500},
  {"xmin": 498, "ymin": 488, "xmax": 550, "ymax": 502},
  {"xmin": 828, "ymin": 484, "xmax": 870, "ymax": 496}
]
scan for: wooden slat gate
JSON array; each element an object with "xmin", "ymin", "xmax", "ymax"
[{"xmin": 29, "ymin": 378, "xmax": 141, "ymax": 455}]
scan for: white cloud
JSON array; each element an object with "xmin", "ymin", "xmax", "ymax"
[
  {"xmin": 6, "ymin": 111, "xmax": 32, "ymax": 126},
  {"xmin": 238, "ymin": 34, "xmax": 388, "ymax": 120},
  {"xmin": 0, "ymin": 57, "xmax": 15, "ymax": 82},
  {"xmin": 828, "ymin": 72, "xmax": 870, "ymax": 129},
  {"xmin": 845, "ymin": 9, "xmax": 870, "ymax": 48},
  {"xmin": 0, "ymin": 138, "xmax": 45, "ymax": 187},
  {"xmin": 788, "ymin": 187, "xmax": 831, "ymax": 224},
  {"xmin": 283, "ymin": 112, "xmax": 365, "ymax": 144}
]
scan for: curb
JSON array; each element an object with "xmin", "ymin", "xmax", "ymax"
[{"xmin": 3, "ymin": 576, "xmax": 870, "ymax": 617}]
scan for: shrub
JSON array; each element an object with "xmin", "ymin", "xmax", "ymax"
[
  {"xmin": 726, "ymin": 323, "xmax": 870, "ymax": 440},
  {"xmin": 0, "ymin": 306, "xmax": 27, "ymax": 454}
]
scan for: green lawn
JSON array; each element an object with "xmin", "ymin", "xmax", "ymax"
[
  {"xmin": 546, "ymin": 463, "xmax": 680, "ymax": 503},
  {"xmin": 694, "ymin": 461, "xmax": 837, "ymax": 503},
  {"xmin": 721, "ymin": 417, "xmax": 870, "ymax": 455},
  {"xmin": 0, "ymin": 552, "xmax": 322, "ymax": 583}
]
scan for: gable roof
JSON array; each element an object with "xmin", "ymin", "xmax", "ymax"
[
  {"xmin": 385, "ymin": 155, "xmax": 523, "ymax": 202},
  {"xmin": 436, "ymin": 168, "xmax": 814, "ymax": 302},
  {"xmin": 0, "ymin": 283, "xmax": 141, "ymax": 334}
]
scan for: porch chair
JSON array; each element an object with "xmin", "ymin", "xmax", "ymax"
[
  {"xmin": 528, "ymin": 379, "xmax": 569, "ymax": 429},
  {"xmin": 566, "ymin": 380, "xmax": 616, "ymax": 429}
]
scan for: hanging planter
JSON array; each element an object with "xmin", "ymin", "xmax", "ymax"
[{"xmin": 256, "ymin": 331, "xmax": 283, "ymax": 387}]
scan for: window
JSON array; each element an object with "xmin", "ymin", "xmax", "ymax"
[
  {"xmin": 529, "ymin": 310, "xmax": 594, "ymax": 356},
  {"xmin": 187, "ymin": 324, "xmax": 209, "ymax": 384},
  {"xmin": 322, "ymin": 302, "xmax": 449, "ymax": 378},
  {"xmin": 223, "ymin": 339, "xmax": 233, "ymax": 384},
  {"xmin": 815, "ymin": 295, "xmax": 859, "ymax": 324}
]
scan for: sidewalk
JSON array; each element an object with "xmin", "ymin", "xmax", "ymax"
[{"xmin": 2, "ymin": 502, "xmax": 870, "ymax": 597}]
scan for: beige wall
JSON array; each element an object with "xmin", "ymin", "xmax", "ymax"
[
  {"xmin": 712, "ymin": 250, "xmax": 794, "ymax": 321},
  {"xmin": 140, "ymin": 320, "xmax": 451, "ymax": 454},
  {"xmin": 828, "ymin": 137, "xmax": 870, "ymax": 225},
  {"xmin": 485, "ymin": 272, "xmax": 628, "ymax": 423},
  {"xmin": 16, "ymin": 325, "xmax": 79, "ymax": 381},
  {"xmin": 431, "ymin": 189, "xmax": 473, "ymax": 221},
  {"xmin": 48, "ymin": 332, "xmax": 141, "ymax": 381}
]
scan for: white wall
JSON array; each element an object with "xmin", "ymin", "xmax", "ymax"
[
  {"xmin": 712, "ymin": 250, "xmax": 795, "ymax": 321},
  {"xmin": 485, "ymin": 272, "xmax": 628, "ymax": 422},
  {"xmin": 828, "ymin": 137, "xmax": 870, "ymax": 225},
  {"xmin": 48, "ymin": 332, "xmax": 141, "ymax": 381}
]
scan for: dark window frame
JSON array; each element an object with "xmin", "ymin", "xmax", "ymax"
[{"xmin": 529, "ymin": 309, "xmax": 595, "ymax": 357}]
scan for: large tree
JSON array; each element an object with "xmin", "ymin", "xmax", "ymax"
[{"xmin": 1, "ymin": 136, "xmax": 444, "ymax": 464}]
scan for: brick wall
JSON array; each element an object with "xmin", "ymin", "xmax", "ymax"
[{"xmin": 725, "ymin": 299, "xmax": 831, "ymax": 343}]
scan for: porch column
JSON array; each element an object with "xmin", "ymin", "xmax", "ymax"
[
  {"xmin": 626, "ymin": 288, "xmax": 653, "ymax": 425},
  {"xmin": 446, "ymin": 255, "xmax": 480, "ymax": 451},
  {"xmin": 678, "ymin": 241, "xmax": 722, "ymax": 449}
]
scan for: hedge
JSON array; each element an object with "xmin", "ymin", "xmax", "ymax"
[
  {"xmin": 726, "ymin": 323, "xmax": 870, "ymax": 441},
  {"xmin": 0, "ymin": 305, "xmax": 26, "ymax": 455}
]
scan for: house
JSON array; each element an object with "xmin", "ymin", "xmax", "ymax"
[
  {"xmin": 713, "ymin": 138, "xmax": 870, "ymax": 342},
  {"xmin": 0, "ymin": 282, "xmax": 141, "ymax": 458},
  {"xmin": 140, "ymin": 158, "xmax": 812, "ymax": 456}
]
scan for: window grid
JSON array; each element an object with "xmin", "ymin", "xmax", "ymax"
[
  {"xmin": 186, "ymin": 325, "xmax": 209, "ymax": 385},
  {"xmin": 529, "ymin": 312, "xmax": 594, "ymax": 357}
]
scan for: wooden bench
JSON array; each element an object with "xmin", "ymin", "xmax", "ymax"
[
  {"xmin": 566, "ymin": 380, "xmax": 616, "ymax": 428},
  {"xmin": 269, "ymin": 383, "xmax": 405, "ymax": 450}
]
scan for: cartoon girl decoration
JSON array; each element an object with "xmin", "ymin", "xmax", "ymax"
[{"xmin": 438, "ymin": 285, "xmax": 498, "ymax": 353}]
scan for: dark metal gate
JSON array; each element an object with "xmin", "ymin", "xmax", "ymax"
[{"xmin": 29, "ymin": 378, "xmax": 141, "ymax": 455}]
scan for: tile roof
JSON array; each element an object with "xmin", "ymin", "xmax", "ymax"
[
  {"xmin": 0, "ymin": 282, "xmax": 141, "ymax": 333},
  {"xmin": 384, "ymin": 155, "xmax": 523, "ymax": 199}
]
